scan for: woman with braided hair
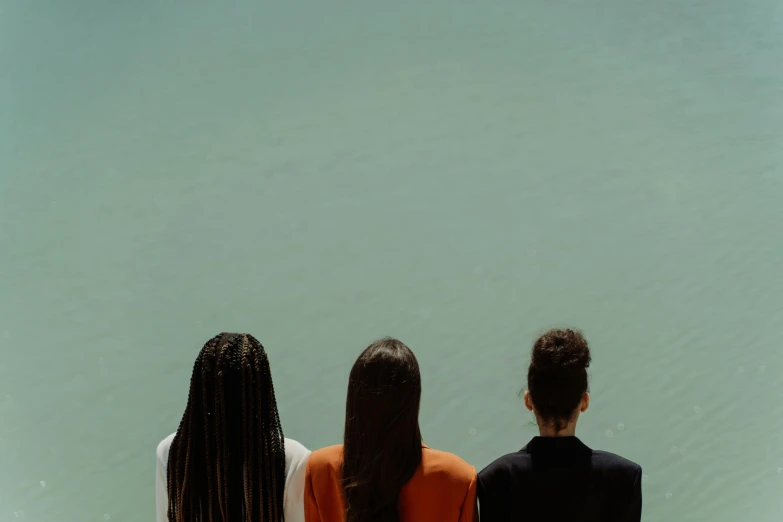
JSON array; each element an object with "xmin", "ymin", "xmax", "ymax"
[{"xmin": 156, "ymin": 333, "xmax": 310, "ymax": 522}]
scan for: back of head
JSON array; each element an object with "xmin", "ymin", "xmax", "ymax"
[
  {"xmin": 167, "ymin": 333, "xmax": 285, "ymax": 522},
  {"xmin": 527, "ymin": 328, "xmax": 592, "ymax": 432},
  {"xmin": 343, "ymin": 338, "xmax": 423, "ymax": 522}
]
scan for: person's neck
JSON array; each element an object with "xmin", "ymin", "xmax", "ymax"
[{"xmin": 537, "ymin": 423, "xmax": 577, "ymax": 437}]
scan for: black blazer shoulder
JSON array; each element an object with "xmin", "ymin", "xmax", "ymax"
[
  {"xmin": 477, "ymin": 438, "xmax": 642, "ymax": 522},
  {"xmin": 590, "ymin": 449, "xmax": 642, "ymax": 476},
  {"xmin": 479, "ymin": 440, "xmax": 640, "ymax": 480}
]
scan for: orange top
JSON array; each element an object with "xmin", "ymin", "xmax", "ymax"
[{"xmin": 305, "ymin": 444, "xmax": 477, "ymax": 522}]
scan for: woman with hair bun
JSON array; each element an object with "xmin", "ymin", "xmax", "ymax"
[{"xmin": 477, "ymin": 328, "xmax": 642, "ymax": 522}]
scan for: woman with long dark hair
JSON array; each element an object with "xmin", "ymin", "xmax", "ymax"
[
  {"xmin": 478, "ymin": 328, "xmax": 642, "ymax": 522},
  {"xmin": 155, "ymin": 333, "xmax": 310, "ymax": 522},
  {"xmin": 304, "ymin": 338, "xmax": 477, "ymax": 522}
]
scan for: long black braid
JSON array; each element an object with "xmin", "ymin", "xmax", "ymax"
[{"xmin": 167, "ymin": 333, "xmax": 287, "ymax": 522}]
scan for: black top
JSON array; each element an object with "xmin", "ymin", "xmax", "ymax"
[{"xmin": 478, "ymin": 437, "xmax": 642, "ymax": 522}]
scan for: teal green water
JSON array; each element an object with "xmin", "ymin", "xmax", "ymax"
[{"xmin": 2, "ymin": 1, "xmax": 783, "ymax": 520}]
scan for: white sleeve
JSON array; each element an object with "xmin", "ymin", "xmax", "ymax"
[
  {"xmin": 283, "ymin": 438, "xmax": 311, "ymax": 522},
  {"xmin": 156, "ymin": 434, "xmax": 175, "ymax": 522}
]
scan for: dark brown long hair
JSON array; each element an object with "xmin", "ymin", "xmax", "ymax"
[
  {"xmin": 167, "ymin": 333, "xmax": 286, "ymax": 522},
  {"xmin": 342, "ymin": 338, "xmax": 423, "ymax": 522},
  {"xmin": 527, "ymin": 328, "xmax": 592, "ymax": 432}
]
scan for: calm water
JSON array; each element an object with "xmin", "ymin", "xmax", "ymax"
[{"xmin": 2, "ymin": 1, "xmax": 783, "ymax": 520}]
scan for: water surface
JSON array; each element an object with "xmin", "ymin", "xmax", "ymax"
[{"xmin": 2, "ymin": 1, "xmax": 783, "ymax": 520}]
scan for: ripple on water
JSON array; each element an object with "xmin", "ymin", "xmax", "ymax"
[
  {"xmin": 694, "ymin": 405, "xmax": 701, "ymax": 413},
  {"xmin": 617, "ymin": 423, "xmax": 625, "ymax": 431},
  {"xmin": 468, "ymin": 428, "xmax": 477, "ymax": 436},
  {"xmin": 40, "ymin": 481, "xmax": 46, "ymax": 488},
  {"xmin": 605, "ymin": 430, "xmax": 614, "ymax": 438},
  {"xmin": 665, "ymin": 492, "xmax": 673, "ymax": 499}
]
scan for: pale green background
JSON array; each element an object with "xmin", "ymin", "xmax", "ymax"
[{"xmin": 1, "ymin": 1, "xmax": 782, "ymax": 521}]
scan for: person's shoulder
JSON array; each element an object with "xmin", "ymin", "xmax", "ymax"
[
  {"xmin": 156, "ymin": 433, "xmax": 176, "ymax": 466},
  {"xmin": 284, "ymin": 438, "xmax": 311, "ymax": 480},
  {"xmin": 308, "ymin": 445, "xmax": 344, "ymax": 471},
  {"xmin": 285, "ymin": 438, "xmax": 311, "ymax": 459},
  {"xmin": 421, "ymin": 447, "xmax": 476, "ymax": 482},
  {"xmin": 478, "ymin": 451, "xmax": 531, "ymax": 482},
  {"xmin": 591, "ymin": 450, "xmax": 642, "ymax": 476}
]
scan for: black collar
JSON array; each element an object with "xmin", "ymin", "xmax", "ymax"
[{"xmin": 523, "ymin": 436, "xmax": 592, "ymax": 455}]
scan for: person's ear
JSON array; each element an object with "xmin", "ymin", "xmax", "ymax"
[
  {"xmin": 581, "ymin": 392, "xmax": 590, "ymax": 413},
  {"xmin": 524, "ymin": 390, "xmax": 534, "ymax": 412}
]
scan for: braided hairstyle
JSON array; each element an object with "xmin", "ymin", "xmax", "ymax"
[{"xmin": 167, "ymin": 333, "xmax": 286, "ymax": 522}]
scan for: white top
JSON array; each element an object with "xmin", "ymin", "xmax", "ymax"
[{"xmin": 156, "ymin": 433, "xmax": 310, "ymax": 522}]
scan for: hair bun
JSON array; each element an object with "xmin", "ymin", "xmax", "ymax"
[{"xmin": 531, "ymin": 328, "xmax": 591, "ymax": 374}]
